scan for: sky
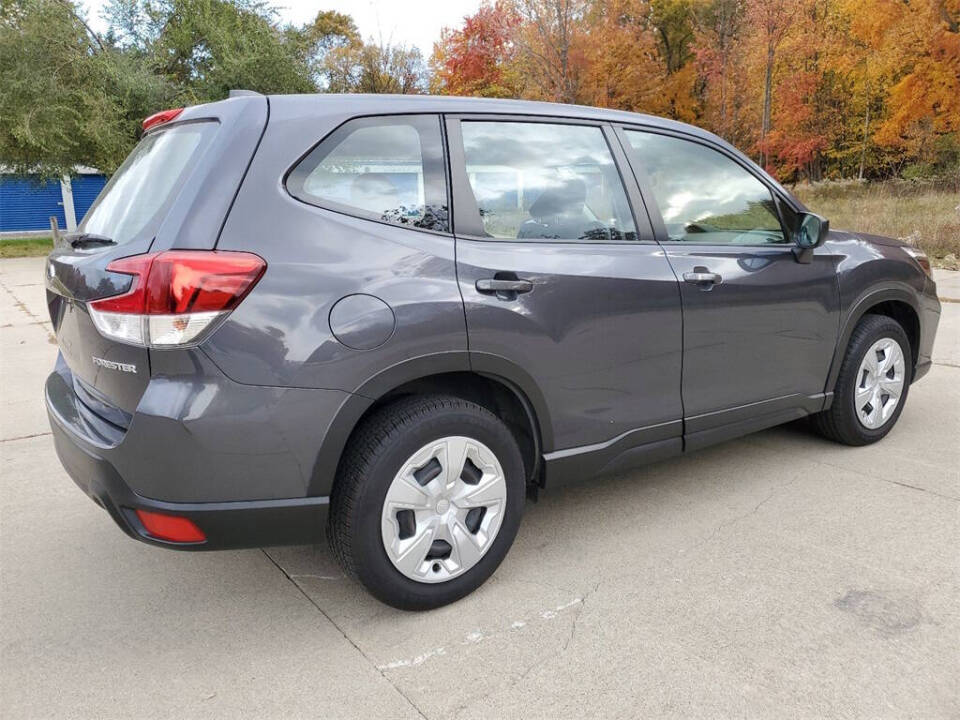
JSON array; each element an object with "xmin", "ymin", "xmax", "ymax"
[{"xmin": 81, "ymin": 0, "xmax": 484, "ymax": 58}]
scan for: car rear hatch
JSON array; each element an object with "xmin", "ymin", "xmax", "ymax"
[{"xmin": 46, "ymin": 95, "xmax": 268, "ymax": 425}]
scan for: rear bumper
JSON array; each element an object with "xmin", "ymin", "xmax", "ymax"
[{"xmin": 46, "ymin": 364, "xmax": 329, "ymax": 551}]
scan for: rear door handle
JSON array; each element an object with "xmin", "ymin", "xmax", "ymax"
[
  {"xmin": 682, "ymin": 269, "xmax": 722, "ymax": 285},
  {"xmin": 476, "ymin": 278, "xmax": 533, "ymax": 295}
]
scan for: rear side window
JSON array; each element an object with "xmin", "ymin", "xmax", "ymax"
[
  {"xmin": 623, "ymin": 130, "xmax": 787, "ymax": 245},
  {"xmin": 459, "ymin": 121, "xmax": 637, "ymax": 241},
  {"xmin": 80, "ymin": 122, "xmax": 215, "ymax": 245},
  {"xmin": 287, "ymin": 115, "xmax": 449, "ymax": 232}
]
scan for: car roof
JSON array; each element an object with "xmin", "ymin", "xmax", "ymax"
[{"xmin": 269, "ymin": 92, "xmax": 702, "ymax": 135}]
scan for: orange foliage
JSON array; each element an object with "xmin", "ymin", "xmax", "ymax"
[
  {"xmin": 431, "ymin": 0, "xmax": 960, "ymax": 180},
  {"xmin": 872, "ymin": 0, "xmax": 960, "ymax": 155},
  {"xmin": 430, "ymin": 1, "xmax": 522, "ymax": 97},
  {"xmin": 580, "ymin": 0, "xmax": 663, "ymax": 110}
]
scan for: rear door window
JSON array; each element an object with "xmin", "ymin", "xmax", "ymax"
[
  {"xmin": 80, "ymin": 122, "xmax": 216, "ymax": 245},
  {"xmin": 286, "ymin": 115, "xmax": 449, "ymax": 232},
  {"xmin": 459, "ymin": 121, "xmax": 637, "ymax": 241}
]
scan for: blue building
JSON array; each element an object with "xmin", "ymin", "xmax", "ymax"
[{"xmin": 0, "ymin": 170, "xmax": 108, "ymax": 234}]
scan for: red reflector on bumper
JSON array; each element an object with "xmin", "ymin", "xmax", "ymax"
[{"xmin": 135, "ymin": 509, "xmax": 206, "ymax": 543}]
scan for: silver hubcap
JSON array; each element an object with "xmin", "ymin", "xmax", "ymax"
[
  {"xmin": 855, "ymin": 337, "xmax": 906, "ymax": 430},
  {"xmin": 380, "ymin": 436, "xmax": 507, "ymax": 584}
]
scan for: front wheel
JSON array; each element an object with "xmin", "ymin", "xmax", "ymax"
[
  {"xmin": 812, "ymin": 314, "xmax": 912, "ymax": 446},
  {"xmin": 328, "ymin": 395, "xmax": 525, "ymax": 610}
]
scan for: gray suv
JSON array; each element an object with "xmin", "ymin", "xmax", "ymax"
[{"xmin": 45, "ymin": 93, "xmax": 941, "ymax": 609}]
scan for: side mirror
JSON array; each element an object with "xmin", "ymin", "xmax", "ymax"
[
  {"xmin": 796, "ymin": 212, "xmax": 829, "ymax": 249},
  {"xmin": 793, "ymin": 212, "xmax": 829, "ymax": 263}
]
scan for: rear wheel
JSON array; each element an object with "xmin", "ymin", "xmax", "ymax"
[
  {"xmin": 812, "ymin": 314, "xmax": 912, "ymax": 446},
  {"xmin": 328, "ymin": 395, "xmax": 525, "ymax": 610}
]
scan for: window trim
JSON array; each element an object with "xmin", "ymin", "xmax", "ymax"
[
  {"xmin": 283, "ymin": 113, "xmax": 452, "ymax": 237},
  {"xmin": 444, "ymin": 113, "xmax": 655, "ymax": 244},
  {"xmin": 613, "ymin": 123, "xmax": 799, "ymax": 248}
]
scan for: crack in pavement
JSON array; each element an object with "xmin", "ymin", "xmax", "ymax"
[
  {"xmin": 740, "ymin": 430, "xmax": 960, "ymax": 503},
  {"xmin": 682, "ymin": 444, "xmax": 958, "ymax": 563},
  {"xmin": 688, "ymin": 474, "xmax": 803, "ymax": 552},
  {"xmin": 448, "ymin": 587, "xmax": 600, "ymax": 719},
  {"xmin": 0, "ymin": 278, "xmax": 55, "ymax": 342},
  {"xmin": 812, "ymin": 459, "xmax": 960, "ymax": 503},
  {"xmin": 559, "ymin": 579, "xmax": 600, "ymax": 655},
  {"xmin": 1, "ymin": 319, "xmax": 50, "ymax": 329},
  {"xmin": 0, "ymin": 431, "xmax": 52, "ymax": 444},
  {"xmin": 880, "ymin": 478, "xmax": 960, "ymax": 502},
  {"xmin": 260, "ymin": 548, "xmax": 429, "ymax": 720}
]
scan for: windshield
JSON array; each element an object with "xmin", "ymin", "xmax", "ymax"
[{"xmin": 79, "ymin": 122, "xmax": 215, "ymax": 245}]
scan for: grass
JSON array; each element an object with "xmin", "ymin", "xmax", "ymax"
[
  {"xmin": 793, "ymin": 179, "xmax": 960, "ymax": 269},
  {"xmin": 0, "ymin": 236, "xmax": 53, "ymax": 258}
]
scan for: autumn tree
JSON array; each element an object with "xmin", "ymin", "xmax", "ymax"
[
  {"xmin": 580, "ymin": 0, "xmax": 663, "ymax": 111},
  {"xmin": 289, "ymin": 9, "xmax": 360, "ymax": 88},
  {"xmin": 514, "ymin": 0, "xmax": 589, "ymax": 103},
  {"xmin": 649, "ymin": 0, "xmax": 700, "ymax": 121},
  {"xmin": 870, "ymin": 0, "xmax": 960, "ymax": 176},
  {"xmin": 430, "ymin": 1, "xmax": 522, "ymax": 97},
  {"xmin": 324, "ymin": 39, "xmax": 427, "ymax": 94},
  {"xmin": 432, "ymin": 0, "xmax": 957, "ymax": 181},
  {"xmin": 691, "ymin": 0, "xmax": 744, "ymax": 140},
  {"xmin": 742, "ymin": 0, "xmax": 806, "ymax": 168},
  {"xmin": 5, "ymin": 0, "xmax": 957, "ymax": 183}
]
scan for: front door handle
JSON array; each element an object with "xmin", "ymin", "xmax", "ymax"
[
  {"xmin": 476, "ymin": 278, "xmax": 534, "ymax": 297},
  {"xmin": 683, "ymin": 268, "xmax": 722, "ymax": 287}
]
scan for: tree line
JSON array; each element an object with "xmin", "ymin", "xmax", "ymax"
[
  {"xmin": 432, "ymin": 0, "xmax": 959, "ymax": 182},
  {"xmin": 1, "ymin": 0, "xmax": 957, "ymax": 184}
]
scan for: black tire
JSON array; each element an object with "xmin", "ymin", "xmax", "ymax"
[
  {"xmin": 811, "ymin": 314, "xmax": 912, "ymax": 446},
  {"xmin": 327, "ymin": 395, "xmax": 525, "ymax": 610}
]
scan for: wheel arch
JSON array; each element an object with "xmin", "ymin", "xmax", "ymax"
[
  {"xmin": 307, "ymin": 352, "xmax": 552, "ymax": 497},
  {"xmin": 826, "ymin": 287, "xmax": 921, "ymax": 394}
]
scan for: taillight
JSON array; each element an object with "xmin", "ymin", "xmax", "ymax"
[
  {"xmin": 142, "ymin": 108, "xmax": 184, "ymax": 131},
  {"xmin": 88, "ymin": 251, "xmax": 266, "ymax": 348}
]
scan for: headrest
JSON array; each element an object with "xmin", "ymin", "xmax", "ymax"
[
  {"xmin": 351, "ymin": 172, "xmax": 397, "ymax": 197},
  {"xmin": 528, "ymin": 177, "xmax": 587, "ymax": 219}
]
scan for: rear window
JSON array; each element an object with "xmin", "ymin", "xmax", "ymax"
[{"xmin": 79, "ymin": 122, "xmax": 216, "ymax": 245}]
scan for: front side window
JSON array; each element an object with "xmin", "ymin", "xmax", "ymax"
[
  {"xmin": 287, "ymin": 115, "xmax": 448, "ymax": 232},
  {"xmin": 624, "ymin": 130, "xmax": 787, "ymax": 245},
  {"xmin": 460, "ymin": 121, "xmax": 637, "ymax": 241}
]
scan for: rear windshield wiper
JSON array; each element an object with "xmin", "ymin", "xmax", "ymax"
[{"xmin": 69, "ymin": 233, "xmax": 116, "ymax": 248}]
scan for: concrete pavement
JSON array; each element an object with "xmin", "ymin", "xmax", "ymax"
[{"xmin": 1, "ymin": 256, "xmax": 957, "ymax": 719}]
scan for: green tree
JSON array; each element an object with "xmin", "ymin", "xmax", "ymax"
[
  {"xmin": 289, "ymin": 9, "xmax": 360, "ymax": 87},
  {"xmin": 323, "ymin": 39, "xmax": 426, "ymax": 94},
  {"xmin": 101, "ymin": 0, "xmax": 160, "ymax": 48},
  {"xmin": 145, "ymin": 0, "xmax": 315, "ymax": 102},
  {"xmin": 0, "ymin": 0, "xmax": 172, "ymax": 176}
]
